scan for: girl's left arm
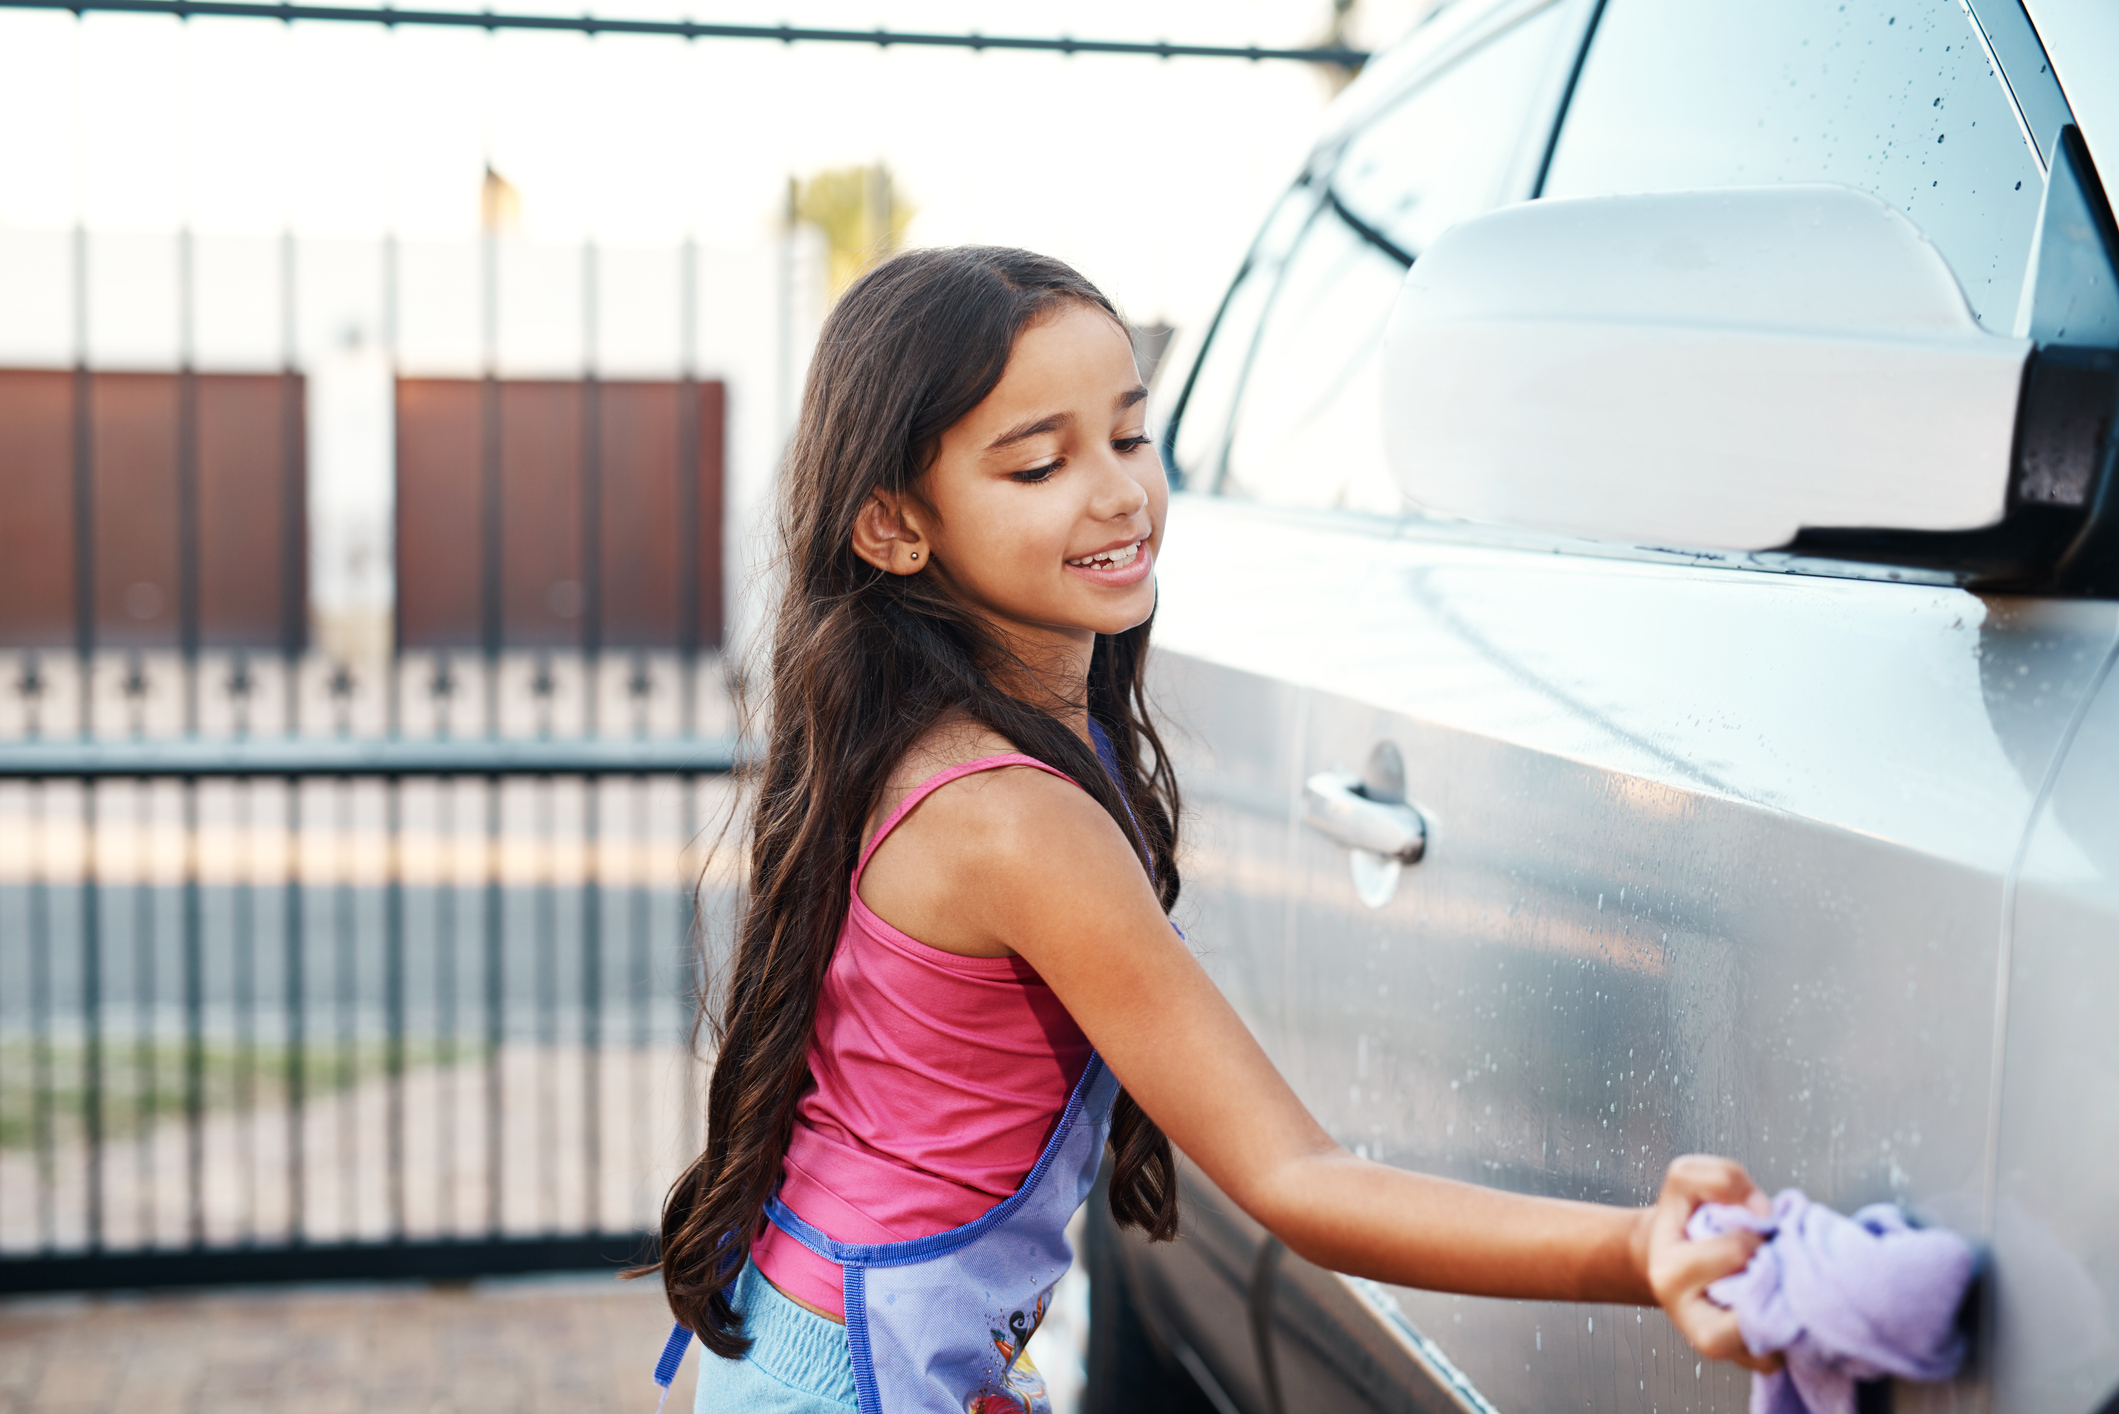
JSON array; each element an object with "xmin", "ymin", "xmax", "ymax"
[{"xmin": 960, "ymin": 769, "xmax": 1771, "ymax": 1371}]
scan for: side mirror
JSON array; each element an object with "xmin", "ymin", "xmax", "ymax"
[{"xmin": 1381, "ymin": 169, "xmax": 2119, "ymax": 586}]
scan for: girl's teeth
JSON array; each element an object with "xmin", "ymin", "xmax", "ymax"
[{"xmin": 1070, "ymin": 542, "xmax": 1141, "ymax": 569}]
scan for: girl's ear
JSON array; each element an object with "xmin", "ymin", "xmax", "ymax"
[{"xmin": 850, "ymin": 489, "xmax": 932, "ymax": 575}]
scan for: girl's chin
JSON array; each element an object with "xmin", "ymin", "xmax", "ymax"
[
  {"xmin": 1077, "ymin": 581, "xmax": 1158, "ymax": 636},
  {"xmin": 975, "ymin": 575, "xmax": 1157, "ymax": 642}
]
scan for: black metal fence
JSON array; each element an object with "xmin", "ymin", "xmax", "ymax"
[{"xmin": 0, "ymin": 649, "xmax": 736, "ymax": 1292}]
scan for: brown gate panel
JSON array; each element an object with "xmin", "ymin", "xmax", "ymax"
[
  {"xmin": 394, "ymin": 378, "xmax": 484, "ymax": 649},
  {"xmin": 395, "ymin": 375, "xmax": 723, "ymax": 652},
  {"xmin": 0, "ymin": 368, "xmax": 305, "ymax": 652},
  {"xmin": 90, "ymin": 372, "xmax": 181, "ymax": 649},
  {"xmin": 0, "ymin": 370, "xmax": 76, "ymax": 646},
  {"xmin": 500, "ymin": 380, "xmax": 585, "ymax": 649},
  {"xmin": 598, "ymin": 378, "xmax": 725, "ymax": 651},
  {"xmin": 198, "ymin": 373, "xmax": 304, "ymax": 650},
  {"xmin": 598, "ymin": 381, "xmax": 678, "ymax": 648}
]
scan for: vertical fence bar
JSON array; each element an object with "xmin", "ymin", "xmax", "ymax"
[
  {"xmin": 629, "ymin": 774, "xmax": 649, "ymax": 1227},
  {"xmin": 178, "ymin": 226, "xmax": 200, "ymax": 735},
  {"xmin": 776, "ymin": 176, "xmax": 796, "ymax": 466},
  {"xmin": 437, "ymin": 777, "xmax": 458, "ymax": 1233},
  {"xmin": 133, "ymin": 783, "xmax": 157, "ymax": 1245},
  {"xmin": 535, "ymin": 777, "xmax": 556, "ymax": 1231},
  {"xmin": 334, "ymin": 778, "xmax": 356, "ymax": 1237},
  {"xmin": 281, "ymin": 231, "xmax": 303, "ymax": 735},
  {"xmin": 676, "ymin": 236, "xmax": 699, "ymax": 740},
  {"xmin": 30, "ymin": 783, "xmax": 55, "ymax": 1250},
  {"xmin": 284, "ymin": 776, "xmax": 305, "ymax": 1244},
  {"xmin": 7, "ymin": 785, "xmax": 16, "ymax": 1241},
  {"xmin": 483, "ymin": 774, "xmax": 503, "ymax": 1237},
  {"xmin": 234, "ymin": 776, "xmax": 257, "ymax": 1243},
  {"xmin": 582, "ymin": 775, "xmax": 601, "ymax": 1231},
  {"xmin": 385, "ymin": 775, "xmax": 405, "ymax": 1239},
  {"xmin": 582, "ymin": 241, "xmax": 602, "ymax": 740},
  {"xmin": 82, "ymin": 779, "xmax": 103, "ymax": 1250},
  {"xmin": 183, "ymin": 778, "xmax": 204, "ymax": 1246},
  {"xmin": 480, "ymin": 222, "xmax": 502, "ymax": 736},
  {"xmin": 679, "ymin": 772, "xmax": 701, "ymax": 1166},
  {"xmin": 383, "ymin": 232, "xmax": 402, "ymax": 740},
  {"xmin": 71, "ymin": 224, "xmax": 94, "ymax": 741},
  {"xmin": 675, "ymin": 398, "xmax": 699, "ymax": 743},
  {"xmin": 579, "ymin": 235, "xmax": 604, "ymax": 1235}
]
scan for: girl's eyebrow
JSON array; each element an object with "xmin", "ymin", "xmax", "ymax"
[
  {"xmin": 986, "ymin": 411, "xmax": 1070, "ymax": 450},
  {"xmin": 984, "ymin": 386, "xmax": 1148, "ymax": 452}
]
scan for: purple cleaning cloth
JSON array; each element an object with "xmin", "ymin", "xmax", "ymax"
[{"xmin": 1685, "ymin": 1190, "xmax": 1976, "ymax": 1414}]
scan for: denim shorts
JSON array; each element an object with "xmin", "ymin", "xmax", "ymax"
[{"xmin": 693, "ymin": 1258, "xmax": 858, "ymax": 1413}]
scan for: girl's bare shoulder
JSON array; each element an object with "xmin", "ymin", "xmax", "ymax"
[
  {"xmin": 860, "ymin": 718, "xmax": 1116, "ymax": 958},
  {"xmin": 865, "ymin": 714, "xmax": 1040, "ymax": 845},
  {"xmin": 881, "ymin": 721, "xmax": 1121, "ymax": 873}
]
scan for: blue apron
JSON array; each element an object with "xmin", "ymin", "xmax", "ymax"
[
  {"xmin": 762, "ymin": 1056, "xmax": 1119, "ymax": 1413},
  {"xmin": 657, "ymin": 722, "xmax": 1142, "ymax": 1414}
]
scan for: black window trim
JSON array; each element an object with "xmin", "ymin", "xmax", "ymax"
[
  {"xmin": 1321, "ymin": 187, "xmax": 1416, "ymax": 270},
  {"xmin": 1530, "ymin": 0, "xmax": 1607, "ymax": 197}
]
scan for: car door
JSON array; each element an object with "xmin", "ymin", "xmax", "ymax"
[
  {"xmin": 1118, "ymin": 2, "xmax": 1594, "ymax": 1408},
  {"xmin": 1146, "ymin": 2, "xmax": 2119, "ymax": 1411}
]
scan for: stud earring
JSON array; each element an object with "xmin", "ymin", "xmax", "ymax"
[{"xmin": 909, "ymin": 551, "xmax": 919, "ymax": 561}]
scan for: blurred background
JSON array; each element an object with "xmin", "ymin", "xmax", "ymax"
[{"xmin": 0, "ymin": 2, "xmax": 1435, "ymax": 1407}]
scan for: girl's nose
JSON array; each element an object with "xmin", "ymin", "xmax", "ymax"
[{"xmin": 1092, "ymin": 460, "xmax": 1150, "ymax": 520}]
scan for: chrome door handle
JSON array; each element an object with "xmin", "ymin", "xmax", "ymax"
[{"xmin": 1302, "ymin": 771, "xmax": 1426, "ymax": 863}]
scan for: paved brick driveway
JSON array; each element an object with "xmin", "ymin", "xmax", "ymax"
[{"xmin": 0, "ymin": 1272, "xmax": 695, "ymax": 1414}]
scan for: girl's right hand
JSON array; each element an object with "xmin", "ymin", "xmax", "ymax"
[{"xmin": 1639, "ymin": 1155, "xmax": 1783, "ymax": 1375}]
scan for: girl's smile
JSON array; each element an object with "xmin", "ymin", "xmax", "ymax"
[{"xmin": 1064, "ymin": 535, "xmax": 1153, "ymax": 586}]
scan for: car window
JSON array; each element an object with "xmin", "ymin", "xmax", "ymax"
[
  {"xmin": 1167, "ymin": 187, "xmax": 1317, "ymax": 491},
  {"xmin": 1215, "ymin": 4, "xmax": 1570, "ymax": 513},
  {"xmin": 1214, "ymin": 212, "xmax": 1406, "ymax": 512},
  {"xmin": 1542, "ymin": 0, "xmax": 2043, "ymax": 333}
]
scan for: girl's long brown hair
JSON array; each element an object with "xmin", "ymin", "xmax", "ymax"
[{"xmin": 659, "ymin": 247, "xmax": 1182, "ymax": 1356}]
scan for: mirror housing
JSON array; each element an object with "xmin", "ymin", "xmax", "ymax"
[
  {"xmin": 1382, "ymin": 184, "xmax": 2033, "ymax": 555},
  {"xmin": 1384, "ymin": 148, "xmax": 2119, "ymax": 590}
]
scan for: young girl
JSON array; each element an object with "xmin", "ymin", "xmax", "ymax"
[{"xmin": 657, "ymin": 247, "xmax": 1773, "ymax": 1412}]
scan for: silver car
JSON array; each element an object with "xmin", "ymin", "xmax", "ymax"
[{"xmin": 1087, "ymin": 1, "xmax": 2119, "ymax": 1411}]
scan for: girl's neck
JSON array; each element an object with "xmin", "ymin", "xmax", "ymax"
[{"xmin": 979, "ymin": 626, "xmax": 1096, "ymax": 747}]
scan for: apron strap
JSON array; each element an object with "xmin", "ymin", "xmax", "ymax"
[
  {"xmin": 651, "ymin": 1322, "xmax": 692, "ymax": 1411},
  {"xmin": 1089, "ymin": 718, "xmax": 1183, "ymax": 938},
  {"xmin": 1086, "ymin": 719, "xmax": 1150, "ymax": 874}
]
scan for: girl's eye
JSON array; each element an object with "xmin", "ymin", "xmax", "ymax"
[
  {"xmin": 1113, "ymin": 436, "xmax": 1152, "ymax": 455},
  {"xmin": 1012, "ymin": 460, "xmax": 1062, "ymax": 484}
]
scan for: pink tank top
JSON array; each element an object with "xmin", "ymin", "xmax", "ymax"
[{"xmin": 749, "ymin": 753, "xmax": 1095, "ymax": 1319}]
